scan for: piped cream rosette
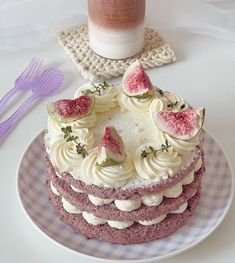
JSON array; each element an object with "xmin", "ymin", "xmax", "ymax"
[
  {"xmin": 118, "ymin": 92, "xmax": 156, "ymax": 113},
  {"xmin": 74, "ymin": 83, "xmax": 118, "ymax": 113},
  {"xmin": 47, "ymin": 111, "xmax": 97, "ymax": 134},
  {"xmin": 134, "ymin": 143, "xmax": 182, "ymax": 181},
  {"xmin": 81, "ymin": 147, "xmax": 134, "ymax": 188},
  {"xmin": 49, "ymin": 128, "xmax": 95, "ymax": 172},
  {"xmin": 149, "ymin": 91, "xmax": 188, "ymax": 122}
]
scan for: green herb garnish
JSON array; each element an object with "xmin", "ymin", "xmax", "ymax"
[
  {"xmin": 61, "ymin": 126, "xmax": 88, "ymax": 158},
  {"xmin": 141, "ymin": 140, "xmax": 171, "ymax": 158},
  {"xmin": 81, "ymin": 81, "xmax": 109, "ymax": 96},
  {"xmin": 156, "ymin": 88, "xmax": 179, "ymax": 109}
]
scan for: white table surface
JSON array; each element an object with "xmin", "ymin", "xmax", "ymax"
[{"xmin": 0, "ymin": 30, "xmax": 235, "ymax": 263}]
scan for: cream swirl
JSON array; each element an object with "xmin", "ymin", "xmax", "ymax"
[
  {"xmin": 134, "ymin": 145, "xmax": 182, "ymax": 181},
  {"xmin": 160, "ymin": 131, "xmax": 201, "ymax": 154},
  {"xmin": 119, "ymin": 93, "xmax": 155, "ymax": 113},
  {"xmin": 149, "ymin": 92, "xmax": 188, "ymax": 120},
  {"xmin": 49, "ymin": 129, "xmax": 95, "ymax": 172},
  {"xmin": 156, "ymin": 90, "xmax": 188, "ymax": 111},
  {"xmin": 149, "ymin": 98, "xmax": 165, "ymax": 121},
  {"xmin": 81, "ymin": 148, "xmax": 134, "ymax": 187},
  {"xmin": 74, "ymin": 83, "xmax": 118, "ymax": 112},
  {"xmin": 47, "ymin": 112, "xmax": 97, "ymax": 136}
]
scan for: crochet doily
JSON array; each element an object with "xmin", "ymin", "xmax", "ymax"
[{"xmin": 57, "ymin": 25, "xmax": 176, "ymax": 81}]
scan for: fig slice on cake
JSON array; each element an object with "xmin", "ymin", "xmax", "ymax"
[
  {"xmin": 97, "ymin": 126, "xmax": 126, "ymax": 167},
  {"xmin": 122, "ymin": 60, "xmax": 153, "ymax": 98},
  {"xmin": 47, "ymin": 95, "xmax": 94, "ymax": 123},
  {"xmin": 155, "ymin": 108, "xmax": 205, "ymax": 140}
]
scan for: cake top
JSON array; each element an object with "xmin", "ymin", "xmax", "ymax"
[{"xmin": 45, "ymin": 61, "xmax": 205, "ymax": 189}]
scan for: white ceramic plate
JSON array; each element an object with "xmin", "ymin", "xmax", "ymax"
[{"xmin": 16, "ymin": 130, "xmax": 234, "ymax": 262}]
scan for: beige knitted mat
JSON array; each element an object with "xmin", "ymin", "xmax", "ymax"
[{"xmin": 57, "ymin": 25, "xmax": 176, "ymax": 81}]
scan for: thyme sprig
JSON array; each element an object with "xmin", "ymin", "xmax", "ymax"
[
  {"xmin": 61, "ymin": 126, "xmax": 88, "ymax": 158},
  {"xmin": 81, "ymin": 81, "xmax": 109, "ymax": 96},
  {"xmin": 141, "ymin": 140, "xmax": 171, "ymax": 158},
  {"xmin": 156, "ymin": 88, "xmax": 185, "ymax": 110}
]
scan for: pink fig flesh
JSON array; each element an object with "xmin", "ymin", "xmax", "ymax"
[
  {"xmin": 97, "ymin": 126, "xmax": 126, "ymax": 167},
  {"xmin": 155, "ymin": 108, "xmax": 205, "ymax": 140},
  {"xmin": 122, "ymin": 60, "xmax": 153, "ymax": 98},
  {"xmin": 47, "ymin": 95, "xmax": 94, "ymax": 123}
]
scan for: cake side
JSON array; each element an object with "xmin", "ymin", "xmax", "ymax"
[{"xmin": 46, "ymin": 176, "xmax": 201, "ymax": 244}]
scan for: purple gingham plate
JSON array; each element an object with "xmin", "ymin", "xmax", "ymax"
[{"xmin": 16, "ymin": 130, "xmax": 234, "ymax": 262}]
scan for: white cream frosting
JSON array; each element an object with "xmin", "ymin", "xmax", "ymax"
[
  {"xmin": 74, "ymin": 83, "xmax": 118, "ymax": 113},
  {"xmin": 48, "ymin": 114, "xmax": 97, "ymax": 136},
  {"xmin": 119, "ymin": 93, "xmax": 155, "ymax": 113},
  {"xmin": 156, "ymin": 90, "xmax": 188, "ymax": 111},
  {"xmin": 61, "ymin": 198, "xmax": 82, "ymax": 214},
  {"xmin": 162, "ymin": 132, "xmax": 201, "ymax": 154},
  {"xmin": 138, "ymin": 214, "xmax": 167, "ymax": 225},
  {"xmin": 47, "ymin": 84, "xmax": 203, "ymax": 190},
  {"xmin": 88, "ymin": 195, "xmax": 113, "ymax": 206},
  {"xmin": 141, "ymin": 192, "xmax": 163, "ymax": 206},
  {"xmin": 194, "ymin": 156, "xmax": 202, "ymax": 172},
  {"xmin": 50, "ymin": 182, "xmax": 60, "ymax": 196},
  {"xmin": 70, "ymin": 185, "xmax": 84, "ymax": 193},
  {"xmin": 172, "ymin": 202, "xmax": 188, "ymax": 214},
  {"xmin": 82, "ymin": 211, "xmax": 106, "ymax": 225},
  {"xmin": 81, "ymin": 148, "xmax": 134, "ymax": 187},
  {"xmin": 49, "ymin": 128, "xmax": 95, "ymax": 172},
  {"xmin": 114, "ymin": 199, "xmax": 142, "ymax": 212},
  {"xmin": 149, "ymin": 92, "xmax": 188, "ymax": 120},
  {"xmin": 107, "ymin": 220, "xmax": 134, "ymax": 229},
  {"xmin": 164, "ymin": 183, "xmax": 183, "ymax": 198},
  {"xmin": 182, "ymin": 170, "xmax": 195, "ymax": 185},
  {"xmin": 134, "ymin": 146, "xmax": 182, "ymax": 181}
]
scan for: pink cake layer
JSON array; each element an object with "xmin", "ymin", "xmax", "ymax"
[
  {"xmin": 47, "ymin": 179, "xmax": 200, "ymax": 244},
  {"xmin": 45, "ymin": 147, "xmax": 204, "ymax": 200},
  {"xmin": 47, "ymin": 165, "xmax": 203, "ymax": 221}
]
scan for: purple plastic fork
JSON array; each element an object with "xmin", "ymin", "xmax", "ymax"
[
  {"xmin": 0, "ymin": 68, "xmax": 64, "ymax": 141},
  {"xmin": 0, "ymin": 58, "xmax": 43, "ymax": 115}
]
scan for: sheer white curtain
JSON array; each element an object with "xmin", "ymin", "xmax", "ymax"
[{"xmin": 0, "ymin": 0, "xmax": 235, "ymax": 50}]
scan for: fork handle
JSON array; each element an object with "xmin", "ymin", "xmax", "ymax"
[
  {"xmin": 0, "ymin": 86, "xmax": 19, "ymax": 115},
  {"xmin": 0, "ymin": 94, "xmax": 40, "ymax": 141}
]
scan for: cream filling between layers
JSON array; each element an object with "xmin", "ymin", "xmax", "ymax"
[
  {"xmin": 82, "ymin": 200, "xmax": 188, "ymax": 228},
  {"xmin": 51, "ymin": 157, "xmax": 202, "ymax": 212},
  {"xmin": 58, "ymin": 196, "xmax": 189, "ymax": 229},
  {"xmin": 55, "ymin": 191, "xmax": 189, "ymax": 229}
]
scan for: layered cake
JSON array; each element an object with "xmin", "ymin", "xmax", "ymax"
[{"xmin": 45, "ymin": 61, "xmax": 205, "ymax": 244}]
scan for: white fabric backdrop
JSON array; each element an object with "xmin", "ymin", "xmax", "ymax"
[{"xmin": 0, "ymin": 0, "xmax": 235, "ymax": 50}]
